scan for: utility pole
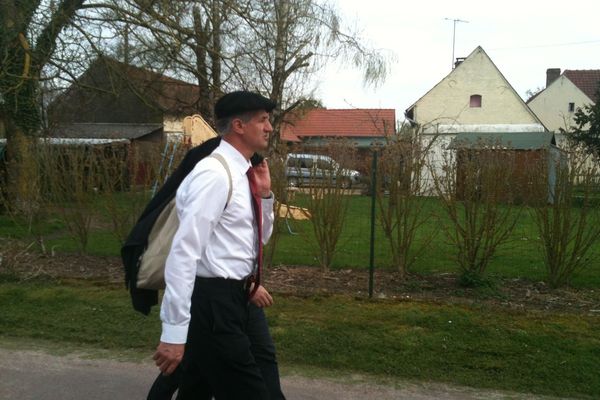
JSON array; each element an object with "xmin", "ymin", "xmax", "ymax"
[{"xmin": 444, "ymin": 18, "xmax": 469, "ymax": 69}]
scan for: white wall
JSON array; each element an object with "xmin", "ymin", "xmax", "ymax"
[
  {"xmin": 409, "ymin": 47, "xmax": 546, "ymax": 195},
  {"xmin": 413, "ymin": 48, "xmax": 540, "ymax": 128},
  {"xmin": 528, "ymin": 75, "xmax": 594, "ymax": 132},
  {"xmin": 417, "ymin": 133, "xmax": 454, "ymax": 195}
]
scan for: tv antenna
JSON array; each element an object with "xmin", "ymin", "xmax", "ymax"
[{"xmin": 445, "ymin": 18, "xmax": 469, "ymax": 69}]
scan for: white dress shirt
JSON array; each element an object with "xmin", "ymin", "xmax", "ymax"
[{"xmin": 160, "ymin": 140, "xmax": 274, "ymax": 344}]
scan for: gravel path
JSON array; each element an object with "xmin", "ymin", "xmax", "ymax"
[{"xmin": 0, "ymin": 347, "xmax": 574, "ymax": 400}]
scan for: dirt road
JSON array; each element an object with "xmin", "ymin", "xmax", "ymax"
[{"xmin": 0, "ymin": 347, "xmax": 573, "ymax": 400}]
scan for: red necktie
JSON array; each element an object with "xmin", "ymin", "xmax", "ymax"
[{"xmin": 246, "ymin": 167, "xmax": 262, "ymax": 299}]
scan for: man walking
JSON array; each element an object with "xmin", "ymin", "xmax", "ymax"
[{"xmin": 152, "ymin": 91, "xmax": 284, "ymax": 399}]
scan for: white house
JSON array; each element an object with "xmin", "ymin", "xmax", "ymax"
[
  {"xmin": 404, "ymin": 46, "xmax": 546, "ymax": 193},
  {"xmin": 527, "ymin": 69, "xmax": 600, "ymax": 133}
]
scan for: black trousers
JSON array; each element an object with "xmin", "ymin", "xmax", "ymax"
[{"xmin": 147, "ymin": 278, "xmax": 285, "ymax": 400}]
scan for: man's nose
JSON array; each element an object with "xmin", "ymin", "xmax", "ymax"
[{"xmin": 265, "ymin": 120, "xmax": 273, "ymax": 132}]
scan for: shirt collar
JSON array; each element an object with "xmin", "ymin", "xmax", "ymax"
[{"xmin": 217, "ymin": 139, "xmax": 252, "ymax": 176}]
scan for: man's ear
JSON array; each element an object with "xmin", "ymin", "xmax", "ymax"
[{"xmin": 231, "ymin": 118, "xmax": 245, "ymax": 135}]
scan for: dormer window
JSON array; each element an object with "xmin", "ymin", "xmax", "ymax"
[
  {"xmin": 568, "ymin": 102, "xmax": 575, "ymax": 112},
  {"xmin": 470, "ymin": 94, "xmax": 482, "ymax": 108}
]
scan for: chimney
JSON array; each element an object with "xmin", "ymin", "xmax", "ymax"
[
  {"xmin": 546, "ymin": 68, "xmax": 561, "ymax": 87},
  {"xmin": 454, "ymin": 57, "xmax": 466, "ymax": 68}
]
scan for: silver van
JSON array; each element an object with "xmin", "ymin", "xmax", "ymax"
[{"xmin": 285, "ymin": 153, "xmax": 361, "ymax": 188}]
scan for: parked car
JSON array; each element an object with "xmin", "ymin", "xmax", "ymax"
[{"xmin": 285, "ymin": 153, "xmax": 361, "ymax": 188}]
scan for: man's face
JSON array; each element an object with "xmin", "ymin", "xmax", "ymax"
[{"xmin": 239, "ymin": 110, "xmax": 273, "ymax": 152}]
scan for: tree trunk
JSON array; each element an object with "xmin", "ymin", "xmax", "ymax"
[
  {"xmin": 266, "ymin": 0, "xmax": 291, "ymax": 153},
  {"xmin": 193, "ymin": 5, "xmax": 211, "ymax": 121},
  {"xmin": 209, "ymin": 0, "xmax": 223, "ymax": 122},
  {"xmin": 1, "ymin": 14, "xmax": 41, "ymax": 210},
  {"xmin": 3, "ymin": 115, "xmax": 40, "ymax": 215}
]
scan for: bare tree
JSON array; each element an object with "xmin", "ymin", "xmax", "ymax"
[
  {"xmin": 374, "ymin": 130, "xmax": 435, "ymax": 278},
  {"xmin": 103, "ymin": 0, "xmax": 233, "ymax": 122},
  {"xmin": 107, "ymin": 0, "xmax": 391, "ymax": 149},
  {"xmin": 227, "ymin": 0, "xmax": 391, "ymax": 152}
]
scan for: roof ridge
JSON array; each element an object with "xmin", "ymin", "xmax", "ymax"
[
  {"xmin": 100, "ymin": 56, "xmax": 199, "ymax": 87},
  {"xmin": 564, "ymin": 69, "xmax": 600, "ymax": 72}
]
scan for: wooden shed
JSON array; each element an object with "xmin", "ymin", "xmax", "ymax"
[{"xmin": 449, "ymin": 132, "xmax": 564, "ymax": 204}]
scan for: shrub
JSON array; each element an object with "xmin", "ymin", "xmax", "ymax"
[
  {"xmin": 431, "ymin": 143, "xmax": 523, "ymax": 285},
  {"xmin": 529, "ymin": 145, "xmax": 600, "ymax": 287},
  {"xmin": 373, "ymin": 133, "xmax": 433, "ymax": 278}
]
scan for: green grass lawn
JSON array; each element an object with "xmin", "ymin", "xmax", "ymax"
[
  {"xmin": 0, "ymin": 277, "xmax": 598, "ymax": 399},
  {"xmin": 272, "ymin": 195, "xmax": 600, "ymax": 287},
  {"xmin": 2, "ymin": 193, "xmax": 600, "ymax": 288}
]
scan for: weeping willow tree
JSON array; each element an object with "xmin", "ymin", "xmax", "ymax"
[{"xmin": 230, "ymin": 0, "xmax": 391, "ymax": 153}]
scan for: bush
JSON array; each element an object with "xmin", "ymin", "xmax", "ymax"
[
  {"xmin": 373, "ymin": 134, "xmax": 434, "ymax": 278},
  {"xmin": 529, "ymin": 146, "xmax": 600, "ymax": 288},
  {"xmin": 431, "ymin": 144, "xmax": 523, "ymax": 285}
]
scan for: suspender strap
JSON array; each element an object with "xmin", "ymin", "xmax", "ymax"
[{"xmin": 209, "ymin": 153, "xmax": 233, "ymax": 206}]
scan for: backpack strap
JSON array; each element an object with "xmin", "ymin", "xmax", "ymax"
[{"xmin": 209, "ymin": 153, "xmax": 233, "ymax": 206}]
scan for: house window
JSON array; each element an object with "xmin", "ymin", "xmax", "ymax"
[
  {"xmin": 568, "ymin": 102, "xmax": 575, "ymax": 112},
  {"xmin": 470, "ymin": 94, "xmax": 482, "ymax": 108}
]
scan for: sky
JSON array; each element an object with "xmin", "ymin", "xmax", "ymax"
[{"xmin": 314, "ymin": 0, "xmax": 600, "ymax": 122}]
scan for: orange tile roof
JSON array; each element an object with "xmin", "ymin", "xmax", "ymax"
[
  {"xmin": 564, "ymin": 70, "xmax": 600, "ymax": 102},
  {"xmin": 280, "ymin": 108, "xmax": 396, "ymax": 141}
]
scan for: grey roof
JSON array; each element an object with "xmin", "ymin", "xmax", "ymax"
[
  {"xmin": 49, "ymin": 123, "xmax": 163, "ymax": 139},
  {"xmin": 449, "ymin": 132, "xmax": 556, "ymax": 150},
  {"xmin": 0, "ymin": 138, "xmax": 128, "ymax": 149}
]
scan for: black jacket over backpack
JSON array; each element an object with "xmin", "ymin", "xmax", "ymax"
[
  {"xmin": 121, "ymin": 137, "xmax": 222, "ymax": 315},
  {"xmin": 121, "ymin": 136, "xmax": 263, "ymax": 315}
]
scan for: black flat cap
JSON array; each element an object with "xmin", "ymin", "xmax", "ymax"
[{"xmin": 214, "ymin": 91, "xmax": 276, "ymax": 120}]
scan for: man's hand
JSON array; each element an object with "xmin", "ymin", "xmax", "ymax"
[
  {"xmin": 153, "ymin": 342, "xmax": 185, "ymax": 375},
  {"xmin": 251, "ymin": 160, "xmax": 271, "ymax": 198},
  {"xmin": 249, "ymin": 285, "xmax": 274, "ymax": 308}
]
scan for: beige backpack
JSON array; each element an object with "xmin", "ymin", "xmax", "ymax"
[{"xmin": 136, "ymin": 154, "xmax": 232, "ymax": 289}]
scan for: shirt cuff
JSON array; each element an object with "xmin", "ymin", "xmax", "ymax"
[
  {"xmin": 160, "ymin": 322, "xmax": 189, "ymax": 344},
  {"xmin": 261, "ymin": 191, "xmax": 275, "ymax": 200}
]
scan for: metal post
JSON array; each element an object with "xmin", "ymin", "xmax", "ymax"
[
  {"xmin": 369, "ymin": 151, "xmax": 378, "ymax": 299},
  {"xmin": 444, "ymin": 18, "xmax": 469, "ymax": 69},
  {"xmin": 451, "ymin": 21, "xmax": 456, "ymax": 69},
  {"xmin": 152, "ymin": 141, "xmax": 170, "ymax": 196}
]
